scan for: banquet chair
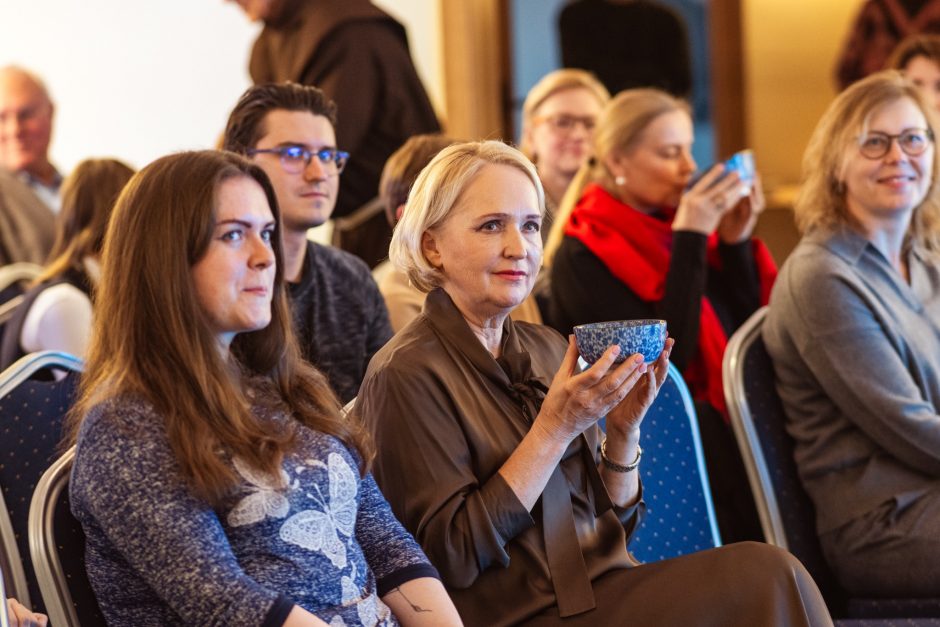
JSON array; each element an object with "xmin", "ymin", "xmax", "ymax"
[
  {"xmin": 0, "ymin": 262, "xmax": 40, "ymax": 349},
  {"xmin": 724, "ymin": 307, "xmax": 940, "ymax": 619},
  {"xmin": 0, "ymin": 351, "xmax": 82, "ymax": 612},
  {"xmin": 30, "ymin": 447, "xmax": 104, "ymax": 627},
  {"xmin": 0, "ymin": 263, "xmax": 42, "ymax": 305},
  {"xmin": 619, "ymin": 363, "xmax": 722, "ymax": 562}
]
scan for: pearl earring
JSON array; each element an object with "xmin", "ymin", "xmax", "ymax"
[{"xmin": 615, "ymin": 175, "xmax": 626, "ymax": 186}]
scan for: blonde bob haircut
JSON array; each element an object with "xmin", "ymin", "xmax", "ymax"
[
  {"xmin": 520, "ymin": 68, "xmax": 610, "ymax": 160},
  {"xmin": 796, "ymin": 70, "xmax": 940, "ymax": 254},
  {"xmin": 544, "ymin": 88, "xmax": 689, "ymax": 266},
  {"xmin": 390, "ymin": 140, "xmax": 545, "ymax": 293}
]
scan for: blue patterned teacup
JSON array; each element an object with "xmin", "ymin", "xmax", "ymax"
[{"xmin": 573, "ymin": 319, "xmax": 667, "ymax": 365}]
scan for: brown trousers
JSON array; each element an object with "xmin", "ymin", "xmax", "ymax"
[{"xmin": 521, "ymin": 542, "xmax": 833, "ymax": 627}]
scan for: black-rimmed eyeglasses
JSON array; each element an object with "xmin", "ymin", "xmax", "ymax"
[
  {"xmin": 857, "ymin": 128, "xmax": 934, "ymax": 160},
  {"xmin": 248, "ymin": 145, "xmax": 350, "ymax": 175}
]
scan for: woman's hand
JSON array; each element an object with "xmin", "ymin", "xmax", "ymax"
[
  {"xmin": 717, "ymin": 172, "xmax": 765, "ymax": 244},
  {"xmin": 533, "ymin": 336, "xmax": 648, "ymax": 447},
  {"xmin": 6, "ymin": 598, "xmax": 48, "ymax": 627},
  {"xmin": 673, "ymin": 165, "xmax": 749, "ymax": 236},
  {"xmin": 605, "ymin": 338, "xmax": 675, "ymax": 438}
]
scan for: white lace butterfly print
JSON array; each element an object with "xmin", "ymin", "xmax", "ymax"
[
  {"xmin": 279, "ymin": 452, "xmax": 358, "ymax": 568},
  {"xmin": 227, "ymin": 457, "xmax": 292, "ymax": 527}
]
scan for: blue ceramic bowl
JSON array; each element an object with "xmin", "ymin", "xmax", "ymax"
[{"xmin": 573, "ymin": 319, "xmax": 667, "ymax": 365}]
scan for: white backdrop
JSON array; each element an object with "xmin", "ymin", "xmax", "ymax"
[{"xmin": 0, "ymin": 0, "xmax": 443, "ymax": 174}]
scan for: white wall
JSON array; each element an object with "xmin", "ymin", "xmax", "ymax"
[{"xmin": 0, "ymin": 1, "xmax": 444, "ymax": 174}]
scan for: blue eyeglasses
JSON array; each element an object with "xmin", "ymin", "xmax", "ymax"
[{"xmin": 248, "ymin": 145, "xmax": 350, "ymax": 175}]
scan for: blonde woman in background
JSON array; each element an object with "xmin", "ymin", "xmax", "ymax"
[
  {"xmin": 544, "ymin": 88, "xmax": 776, "ymax": 543},
  {"xmin": 520, "ymin": 69, "xmax": 609, "ymax": 239}
]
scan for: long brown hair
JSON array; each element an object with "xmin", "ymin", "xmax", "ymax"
[
  {"xmin": 37, "ymin": 158, "xmax": 134, "ymax": 283},
  {"xmin": 68, "ymin": 150, "xmax": 371, "ymax": 505}
]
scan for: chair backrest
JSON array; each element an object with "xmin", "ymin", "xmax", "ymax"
[
  {"xmin": 723, "ymin": 307, "xmax": 844, "ymax": 606},
  {"xmin": 0, "ymin": 264, "xmax": 43, "ymax": 348},
  {"xmin": 0, "ymin": 351, "xmax": 82, "ymax": 611},
  {"xmin": 0, "ymin": 264, "xmax": 42, "ymax": 297},
  {"xmin": 30, "ymin": 447, "xmax": 105, "ymax": 627},
  {"xmin": 626, "ymin": 363, "xmax": 722, "ymax": 562}
]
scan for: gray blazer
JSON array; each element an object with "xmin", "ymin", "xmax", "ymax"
[
  {"xmin": 0, "ymin": 167, "xmax": 55, "ymax": 265},
  {"xmin": 764, "ymin": 226, "xmax": 940, "ymax": 533}
]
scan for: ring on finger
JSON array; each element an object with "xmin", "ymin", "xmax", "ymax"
[{"xmin": 714, "ymin": 196, "xmax": 725, "ymax": 211}]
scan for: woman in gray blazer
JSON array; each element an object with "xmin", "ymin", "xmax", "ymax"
[{"xmin": 765, "ymin": 69, "xmax": 940, "ymax": 597}]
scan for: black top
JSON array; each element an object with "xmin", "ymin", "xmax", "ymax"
[
  {"xmin": 287, "ymin": 241, "xmax": 392, "ymax": 403},
  {"xmin": 559, "ymin": 0, "xmax": 692, "ymax": 97},
  {"xmin": 547, "ymin": 231, "xmax": 760, "ymax": 371}
]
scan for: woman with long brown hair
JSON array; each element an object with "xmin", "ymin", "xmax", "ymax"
[
  {"xmin": 67, "ymin": 150, "xmax": 460, "ymax": 627},
  {"xmin": 0, "ymin": 158, "xmax": 133, "ymax": 370}
]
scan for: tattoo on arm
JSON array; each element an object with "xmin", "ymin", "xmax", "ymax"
[{"xmin": 391, "ymin": 586, "xmax": 432, "ymax": 614}]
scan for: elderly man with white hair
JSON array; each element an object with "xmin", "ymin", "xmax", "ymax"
[{"xmin": 0, "ymin": 66, "xmax": 61, "ymax": 212}]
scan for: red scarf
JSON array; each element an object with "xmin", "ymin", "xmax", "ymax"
[{"xmin": 565, "ymin": 184, "xmax": 777, "ymax": 418}]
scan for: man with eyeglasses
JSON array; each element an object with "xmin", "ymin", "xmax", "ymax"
[
  {"xmin": 226, "ymin": 0, "xmax": 440, "ymax": 270},
  {"xmin": 224, "ymin": 82, "xmax": 392, "ymax": 403}
]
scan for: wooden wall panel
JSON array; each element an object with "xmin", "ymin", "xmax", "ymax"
[{"xmin": 440, "ymin": 0, "xmax": 510, "ymax": 140}]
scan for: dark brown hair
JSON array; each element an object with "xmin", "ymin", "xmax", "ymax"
[
  {"xmin": 379, "ymin": 134, "xmax": 455, "ymax": 226},
  {"xmin": 69, "ymin": 150, "xmax": 371, "ymax": 505},
  {"xmin": 38, "ymin": 158, "xmax": 134, "ymax": 283},
  {"xmin": 887, "ymin": 34, "xmax": 940, "ymax": 71},
  {"xmin": 222, "ymin": 82, "xmax": 337, "ymax": 154}
]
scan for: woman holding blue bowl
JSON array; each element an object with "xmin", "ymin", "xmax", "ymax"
[
  {"xmin": 354, "ymin": 140, "xmax": 831, "ymax": 626},
  {"xmin": 764, "ymin": 70, "xmax": 940, "ymax": 597},
  {"xmin": 544, "ymin": 88, "xmax": 777, "ymax": 542}
]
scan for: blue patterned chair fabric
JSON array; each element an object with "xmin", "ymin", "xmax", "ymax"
[
  {"xmin": 619, "ymin": 363, "xmax": 721, "ymax": 563},
  {"xmin": 725, "ymin": 308, "xmax": 940, "ymax": 619},
  {"xmin": 0, "ymin": 351, "xmax": 81, "ymax": 612}
]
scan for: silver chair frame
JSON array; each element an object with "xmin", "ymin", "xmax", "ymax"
[
  {"xmin": 0, "ymin": 351, "xmax": 83, "ymax": 610},
  {"xmin": 28, "ymin": 447, "xmax": 77, "ymax": 627},
  {"xmin": 0, "ymin": 566, "xmax": 10, "ymax": 627},
  {"xmin": 0, "ymin": 295, "xmax": 24, "ymax": 327},
  {"xmin": 721, "ymin": 306, "xmax": 789, "ymax": 548},
  {"xmin": 0, "ymin": 263, "xmax": 42, "ymax": 295}
]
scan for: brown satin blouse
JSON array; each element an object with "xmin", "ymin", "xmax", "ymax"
[{"xmin": 355, "ymin": 288, "xmax": 644, "ymax": 626}]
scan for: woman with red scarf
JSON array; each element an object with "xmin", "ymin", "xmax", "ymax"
[{"xmin": 545, "ymin": 88, "xmax": 777, "ymax": 543}]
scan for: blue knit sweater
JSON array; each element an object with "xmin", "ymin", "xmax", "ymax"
[{"xmin": 70, "ymin": 394, "xmax": 437, "ymax": 627}]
